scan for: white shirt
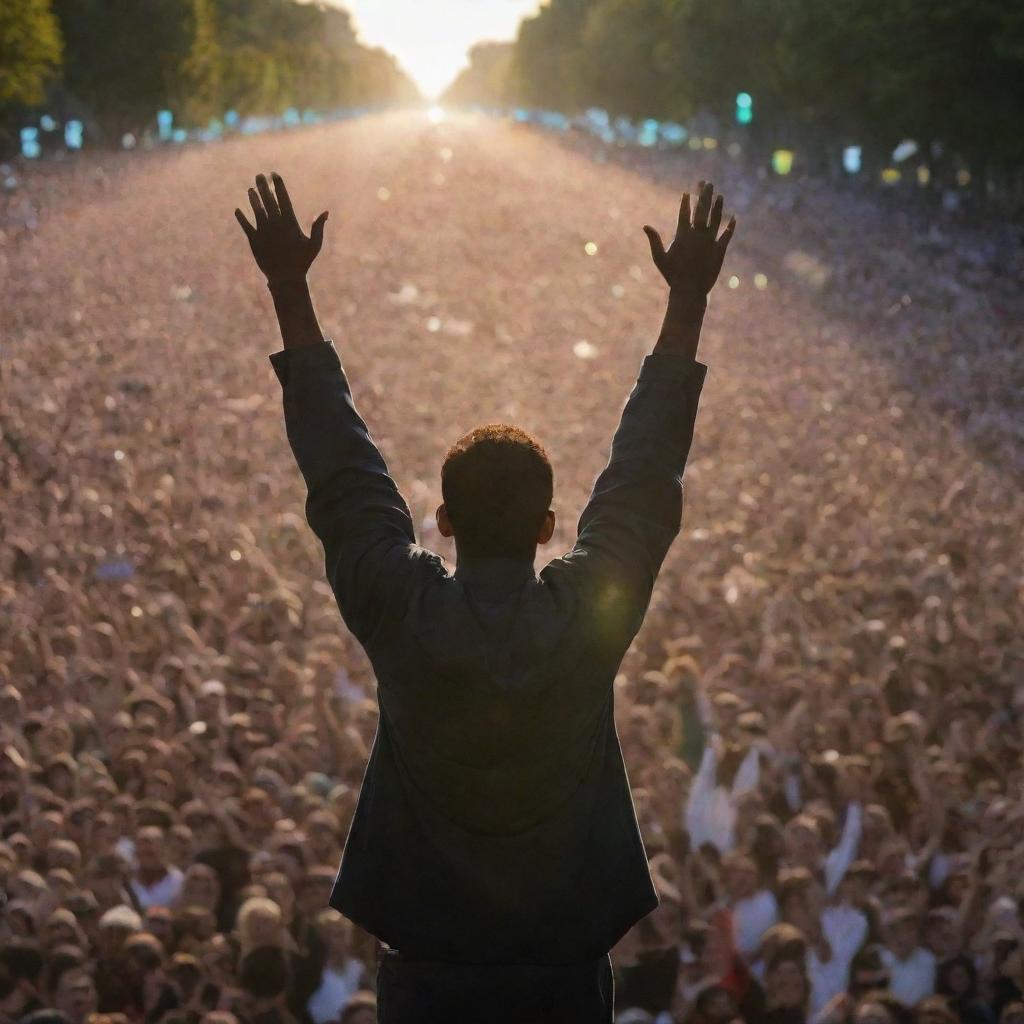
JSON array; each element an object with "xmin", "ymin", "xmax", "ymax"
[
  {"xmin": 824, "ymin": 803, "xmax": 863, "ymax": 895},
  {"xmin": 732, "ymin": 890, "xmax": 779, "ymax": 958},
  {"xmin": 808, "ymin": 905, "xmax": 869, "ymax": 1017},
  {"xmin": 685, "ymin": 737, "xmax": 762, "ymax": 853},
  {"xmin": 307, "ymin": 960, "xmax": 366, "ymax": 1024},
  {"xmin": 928, "ymin": 851, "xmax": 951, "ymax": 890},
  {"xmin": 129, "ymin": 866, "xmax": 184, "ymax": 910},
  {"xmin": 881, "ymin": 946, "xmax": 936, "ymax": 1006}
]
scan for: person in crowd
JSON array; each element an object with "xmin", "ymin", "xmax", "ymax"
[
  {"xmin": 724, "ymin": 851, "xmax": 780, "ymax": 960},
  {"xmin": 881, "ymin": 909, "xmax": 938, "ymax": 1007},
  {"xmin": 129, "ymin": 829, "xmax": 184, "ymax": 912},
  {"xmin": 937, "ymin": 955, "xmax": 995, "ymax": 1024},
  {"xmin": 52, "ymin": 971, "xmax": 98, "ymax": 1024},
  {"xmin": 304, "ymin": 911, "xmax": 370, "ymax": 1024},
  {"xmin": 234, "ymin": 947, "xmax": 297, "ymax": 1024}
]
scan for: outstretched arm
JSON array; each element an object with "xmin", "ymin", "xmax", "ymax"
[
  {"xmin": 552, "ymin": 182, "xmax": 736, "ymax": 645},
  {"xmin": 643, "ymin": 179, "xmax": 735, "ymax": 359},
  {"xmin": 236, "ymin": 173, "xmax": 420, "ymax": 644},
  {"xmin": 236, "ymin": 172, "xmax": 329, "ymax": 350}
]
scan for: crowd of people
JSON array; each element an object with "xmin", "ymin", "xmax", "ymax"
[{"xmin": 2, "ymin": 111, "xmax": 1023, "ymax": 1024}]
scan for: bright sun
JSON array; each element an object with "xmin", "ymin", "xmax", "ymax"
[{"xmin": 337, "ymin": 0, "xmax": 543, "ymax": 98}]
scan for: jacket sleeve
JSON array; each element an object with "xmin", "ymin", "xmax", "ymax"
[
  {"xmin": 546, "ymin": 352, "xmax": 707, "ymax": 647},
  {"xmin": 269, "ymin": 340, "xmax": 424, "ymax": 643}
]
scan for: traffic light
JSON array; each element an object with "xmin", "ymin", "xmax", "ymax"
[
  {"xmin": 20, "ymin": 127, "xmax": 41, "ymax": 159},
  {"xmin": 736, "ymin": 92, "xmax": 753, "ymax": 125},
  {"xmin": 65, "ymin": 120, "xmax": 84, "ymax": 150},
  {"xmin": 772, "ymin": 149, "xmax": 793, "ymax": 175}
]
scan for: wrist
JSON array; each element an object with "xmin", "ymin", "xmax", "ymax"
[
  {"xmin": 654, "ymin": 291, "xmax": 706, "ymax": 358},
  {"xmin": 667, "ymin": 288, "xmax": 708, "ymax": 316},
  {"xmin": 266, "ymin": 275, "xmax": 309, "ymax": 292}
]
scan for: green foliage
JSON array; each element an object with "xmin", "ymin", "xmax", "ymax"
[
  {"xmin": 182, "ymin": 0, "xmax": 221, "ymax": 123},
  {"xmin": 51, "ymin": 0, "xmax": 194, "ymax": 134},
  {"xmin": 182, "ymin": 0, "xmax": 417, "ymax": 120},
  {"xmin": 510, "ymin": 0, "xmax": 590, "ymax": 111},
  {"xmin": 1, "ymin": 0, "xmax": 418, "ymax": 144},
  {"xmin": 0, "ymin": 0, "xmax": 63, "ymax": 108},
  {"xmin": 348, "ymin": 45, "xmax": 419, "ymax": 107},
  {"xmin": 443, "ymin": 42, "xmax": 514, "ymax": 107},
  {"xmin": 578, "ymin": 0, "xmax": 677, "ymax": 119},
  {"xmin": 452, "ymin": 0, "xmax": 1024, "ymax": 180}
]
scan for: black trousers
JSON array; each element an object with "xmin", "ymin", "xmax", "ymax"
[{"xmin": 376, "ymin": 949, "xmax": 615, "ymax": 1024}]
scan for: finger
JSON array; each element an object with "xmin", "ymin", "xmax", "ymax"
[
  {"xmin": 693, "ymin": 181, "xmax": 713, "ymax": 229},
  {"xmin": 675, "ymin": 193, "xmax": 691, "ymax": 238},
  {"xmin": 718, "ymin": 215, "xmax": 737, "ymax": 250},
  {"xmin": 272, "ymin": 172, "xmax": 296, "ymax": 223},
  {"xmin": 255, "ymin": 174, "xmax": 280, "ymax": 219},
  {"xmin": 248, "ymin": 188, "xmax": 268, "ymax": 228},
  {"xmin": 710, "ymin": 218, "xmax": 736, "ymax": 286},
  {"xmin": 309, "ymin": 211, "xmax": 328, "ymax": 255},
  {"xmin": 234, "ymin": 208, "xmax": 256, "ymax": 239},
  {"xmin": 708, "ymin": 194, "xmax": 724, "ymax": 236},
  {"xmin": 643, "ymin": 225, "xmax": 665, "ymax": 266}
]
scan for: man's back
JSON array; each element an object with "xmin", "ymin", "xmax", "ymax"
[
  {"xmin": 239, "ymin": 173, "xmax": 734, "ymax": 985},
  {"xmin": 340, "ymin": 552, "xmax": 651, "ymax": 964},
  {"xmin": 268, "ymin": 340, "xmax": 706, "ymax": 964}
]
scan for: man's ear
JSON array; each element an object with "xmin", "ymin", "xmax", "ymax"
[
  {"xmin": 538, "ymin": 509, "xmax": 555, "ymax": 545},
  {"xmin": 436, "ymin": 503, "xmax": 455, "ymax": 539}
]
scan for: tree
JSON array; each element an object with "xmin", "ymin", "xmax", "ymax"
[
  {"xmin": 3, "ymin": 0, "xmax": 418, "ymax": 146},
  {"xmin": 0, "ymin": 0, "xmax": 62, "ymax": 108},
  {"xmin": 443, "ymin": 42, "xmax": 514, "ymax": 108},
  {"xmin": 181, "ymin": 0, "xmax": 220, "ymax": 123},
  {"xmin": 511, "ymin": 0, "xmax": 590, "ymax": 111},
  {"xmin": 444, "ymin": 0, "xmax": 1024, "ymax": 207},
  {"xmin": 578, "ymin": 0, "xmax": 678, "ymax": 119},
  {"xmin": 188, "ymin": 0, "xmax": 416, "ymax": 118},
  {"xmin": 51, "ymin": 0, "xmax": 194, "ymax": 137}
]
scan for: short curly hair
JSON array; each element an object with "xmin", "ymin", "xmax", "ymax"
[{"xmin": 441, "ymin": 424, "xmax": 553, "ymax": 559}]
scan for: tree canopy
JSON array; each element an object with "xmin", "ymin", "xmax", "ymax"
[
  {"xmin": 0, "ymin": 0, "xmax": 62, "ymax": 109},
  {"xmin": 450, "ymin": 0, "xmax": 1024, "ymax": 185},
  {"xmin": 1, "ymin": 0, "xmax": 418, "ymax": 148}
]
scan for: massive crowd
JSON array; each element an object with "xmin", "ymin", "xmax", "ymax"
[{"xmin": 1, "ymin": 111, "xmax": 1022, "ymax": 1024}]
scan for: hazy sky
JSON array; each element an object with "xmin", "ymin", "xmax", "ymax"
[{"xmin": 339, "ymin": 0, "xmax": 543, "ymax": 98}]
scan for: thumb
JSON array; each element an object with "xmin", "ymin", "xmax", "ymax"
[
  {"xmin": 643, "ymin": 225, "xmax": 665, "ymax": 266},
  {"xmin": 310, "ymin": 211, "xmax": 329, "ymax": 254}
]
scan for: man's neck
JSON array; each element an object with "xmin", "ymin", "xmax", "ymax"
[{"xmin": 453, "ymin": 552, "xmax": 537, "ymax": 588}]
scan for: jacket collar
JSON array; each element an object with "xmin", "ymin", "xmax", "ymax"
[{"xmin": 453, "ymin": 554, "xmax": 537, "ymax": 588}]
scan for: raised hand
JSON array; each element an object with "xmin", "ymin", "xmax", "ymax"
[
  {"xmin": 235, "ymin": 172, "xmax": 328, "ymax": 286},
  {"xmin": 643, "ymin": 181, "xmax": 736, "ymax": 296}
]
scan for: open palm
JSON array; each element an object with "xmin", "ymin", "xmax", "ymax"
[
  {"xmin": 643, "ymin": 180, "xmax": 736, "ymax": 295},
  {"xmin": 235, "ymin": 172, "xmax": 328, "ymax": 285}
]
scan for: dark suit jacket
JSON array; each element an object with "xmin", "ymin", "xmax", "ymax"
[{"xmin": 270, "ymin": 340, "xmax": 708, "ymax": 964}]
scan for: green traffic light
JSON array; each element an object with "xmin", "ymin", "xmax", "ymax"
[{"xmin": 736, "ymin": 92, "xmax": 753, "ymax": 124}]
